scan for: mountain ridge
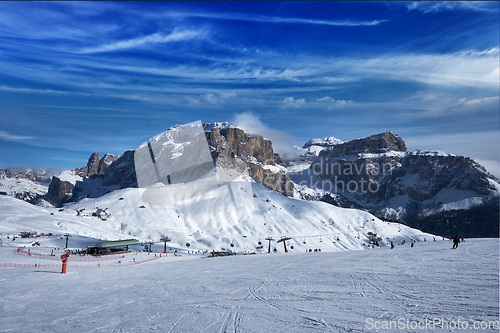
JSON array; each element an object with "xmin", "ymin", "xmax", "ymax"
[{"xmin": 1, "ymin": 124, "xmax": 498, "ymax": 237}]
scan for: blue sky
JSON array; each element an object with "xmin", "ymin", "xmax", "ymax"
[{"xmin": 0, "ymin": 1, "xmax": 499, "ymax": 176}]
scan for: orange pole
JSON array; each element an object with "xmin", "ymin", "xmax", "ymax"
[{"xmin": 61, "ymin": 263, "xmax": 67, "ymax": 274}]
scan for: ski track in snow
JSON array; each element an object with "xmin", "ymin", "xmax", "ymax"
[
  {"xmin": 0, "ymin": 239, "xmax": 498, "ymax": 332},
  {"xmin": 0, "ymin": 182, "xmax": 498, "ymax": 332}
]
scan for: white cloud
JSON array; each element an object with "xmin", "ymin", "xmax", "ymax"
[
  {"xmin": 164, "ymin": 11, "xmax": 388, "ymax": 27},
  {"xmin": 0, "ymin": 131, "xmax": 34, "ymax": 141},
  {"xmin": 317, "ymin": 96, "xmax": 353, "ymax": 109},
  {"xmin": 282, "ymin": 97, "xmax": 305, "ymax": 109},
  {"xmin": 202, "ymin": 93, "xmax": 221, "ymax": 104},
  {"xmin": 232, "ymin": 112, "xmax": 299, "ymax": 160},
  {"xmin": 220, "ymin": 92, "xmax": 237, "ymax": 99},
  {"xmin": 80, "ymin": 29, "xmax": 201, "ymax": 54},
  {"xmin": 462, "ymin": 96, "xmax": 499, "ymax": 107},
  {"xmin": 185, "ymin": 92, "xmax": 235, "ymax": 106},
  {"xmin": 185, "ymin": 96, "xmax": 201, "ymax": 106},
  {"xmin": 317, "ymin": 96, "xmax": 334, "ymax": 102},
  {"xmin": 407, "ymin": 1, "xmax": 498, "ymax": 14},
  {"xmin": 353, "ymin": 50, "xmax": 500, "ymax": 87},
  {"xmin": 473, "ymin": 158, "xmax": 500, "ymax": 179},
  {"xmin": 0, "ymin": 86, "xmax": 91, "ymax": 96}
]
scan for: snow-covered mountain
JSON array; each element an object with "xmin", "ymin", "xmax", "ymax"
[
  {"xmin": 0, "ymin": 181, "xmax": 434, "ymax": 252},
  {"xmin": 44, "ymin": 122, "xmax": 294, "ymax": 207},
  {"xmin": 2, "ymin": 124, "xmax": 497, "ymax": 239},
  {"xmin": 0, "ymin": 169, "xmax": 49, "ymax": 204},
  {"xmin": 288, "ymin": 131, "xmax": 500, "ymax": 238}
]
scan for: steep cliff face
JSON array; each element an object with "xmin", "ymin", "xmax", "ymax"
[
  {"xmin": 101, "ymin": 151, "xmax": 136, "ymax": 188},
  {"xmin": 204, "ymin": 123, "xmax": 294, "ymax": 197},
  {"xmin": 86, "ymin": 152, "xmax": 101, "ymax": 177},
  {"xmin": 47, "ymin": 176, "xmax": 74, "ymax": 207},
  {"xmin": 289, "ymin": 132, "xmax": 499, "ymax": 238},
  {"xmin": 98, "ymin": 153, "xmax": 117, "ymax": 175},
  {"xmin": 75, "ymin": 152, "xmax": 117, "ymax": 177},
  {"xmin": 70, "ymin": 151, "xmax": 137, "ymax": 203}
]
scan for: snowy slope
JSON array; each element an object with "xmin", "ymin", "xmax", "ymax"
[
  {"xmin": 0, "ymin": 236, "xmax": 497, "ymax": 332},
  {"xmin": 0, "ymin": 180, "xmax": 436, "ymax": 254},
  {"xmin": 0, "ymin": 172, "xmax": 48, "ymax": 200},
  {"xmin": 55, "ymin": 169, "xmax": 83, "ymax": 185}
]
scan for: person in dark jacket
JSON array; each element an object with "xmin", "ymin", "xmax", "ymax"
[{"xmin": 452, "ymin": 235, "xmax": 460, "ymax": 249}]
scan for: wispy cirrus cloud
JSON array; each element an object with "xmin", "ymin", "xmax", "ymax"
[
  {"xmin": 0, "ymin": 131, "xmax": 34, "ymax": 142},
  {"xmin": 0, "ymin": 86, "xmax": 92, "ymax": 96},
  {"xmin": 80, "ymin": 29, "xmax": 202, "ymax": 54},
  {"xmin": 87, "ymin": 47, "xmax": 498, "ymax": 87},
  {"xmin": 407, "ymin": 1, "xmax": 498, "ymax": 14},
  {"xmin": 171, "ymin": 11, "xmax": 388, "ymax": 27}
]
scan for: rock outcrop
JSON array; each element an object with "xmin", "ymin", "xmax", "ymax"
[
  {"xmin": 71, "ymin": 151, "xmax": 137, "ymax": 203},
  {"xmin": 204, "ymin": 123, "xmax": 294, "ymax": 197},
  {"xmin": 101, "ymin": 151, "xmax": 136, "ymax": 188},
  {"xmin": 86, "ymin": 152, "xmax": 101, "ymax": 177},
  {"xmin": 98, "ymin": 153, "xmax": 117, "ymax": 175},
  {"xmin": 75, "ymin": 152, "xmax": 117, "ymax": 178},
  {"xmin": 47, "ymin": 176, "xmax": 74, "ymax": 207},
  {"xmin": 318, "ymin": 131, "xmax": 407, "ymax": 158},
  {"xmin": 303, "ymin": 136, "xmax": 343, "ymax": 149}
]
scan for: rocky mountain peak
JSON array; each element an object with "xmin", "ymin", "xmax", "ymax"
[
  {"xmin": 47, "ymin": 176, "xmax": 74, "ymax": 207},
  {"xmin": 289, "ymin": 130, "xmax": 498, "ymax": 237},
  {"xmin": 204, "ymin": 123, "xmax": 294, "ymax": 197},
  {"xmin": 98, "ymin": 153, "xmax": 117, "ymax": 175},
  {"xmin": 303, "ymin": 136, "xmax": 343, "ymax": 149},
  {"xmin": 321, "ymin": 131, "xmax": 407, "ymax": 158},
  {"xmin": 86, "ymin": 152, "xmax": 100, "ymax": 177}
]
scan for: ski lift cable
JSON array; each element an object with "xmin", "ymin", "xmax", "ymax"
[
  {"xmin": 156, "ymin": 221, "xmax": 422, "ymax": 246},
  {"xmin": 245, "ymin": 222, "xmax": 423, "ymax": 242}
]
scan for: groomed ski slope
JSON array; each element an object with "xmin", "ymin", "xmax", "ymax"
[{"xmin": 0, "ymin": 237, "xmax": 498, "ymax": 332}]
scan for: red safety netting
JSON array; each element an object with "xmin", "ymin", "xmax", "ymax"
[
  {"xmin": 1, "ymin": 255, "xmax": 165, "ymax": 269},
  {"xmin": 16, "ymin": 247, "xmax": 137, "ymax": 261}
]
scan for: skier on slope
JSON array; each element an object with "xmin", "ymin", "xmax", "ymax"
[{"xmin": 452, "ymin": 234, "xmax": 460, "ymax": 249}]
